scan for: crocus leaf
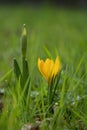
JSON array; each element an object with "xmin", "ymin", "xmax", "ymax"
[{"xmin": 14, "ymin": 59, "xmax": 22, "ymax": 80}]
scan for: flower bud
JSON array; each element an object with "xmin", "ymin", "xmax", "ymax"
[{"xmin": 21, "ymin": 24, "xmax": 27, "ymax": 58}]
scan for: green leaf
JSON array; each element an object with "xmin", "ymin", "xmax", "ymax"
[
  {"xmin": 43, "ymin": 45, "xmax": 53, "ymax": 59},
  {"xmin": 14, "ymin": 59, "xmax": 22, "ymax": 80},
  {"xmin": 22, "ymin": 58, "xmax": 29, "ymax": 86},
  {"xmin": 0, "ymin": 69, "xmax": 13, "ymax": 82}
]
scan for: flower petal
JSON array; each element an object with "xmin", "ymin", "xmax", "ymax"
[
  {"xmin": 38, "ymin": 58, "xmax": 49, "ymax": 81},
  {"xmin": 53, "ymin": 57, "xmax": 61, "ymax": 77}
]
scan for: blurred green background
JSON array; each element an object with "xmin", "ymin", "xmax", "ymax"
[{"xmin": 0, "ymin": 5, "xmax": 87, "ymax": 77}]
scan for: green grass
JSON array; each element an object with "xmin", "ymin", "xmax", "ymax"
[{"xmin": 0, "ymin": 5, "xmax": 87, "ymax": 130}]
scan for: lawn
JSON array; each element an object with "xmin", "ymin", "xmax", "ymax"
[{"xmin": 0, "ymin": 5, "xmax": 87, "ymax": 130}]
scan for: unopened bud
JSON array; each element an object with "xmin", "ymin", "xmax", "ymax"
[{"xmin": 21, "ymin": 24, "xmax": 27, "ymax": 58}]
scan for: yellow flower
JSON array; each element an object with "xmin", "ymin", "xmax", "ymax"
[{"xmin": 38, "ymin": 57, "xmax": 61, "ymax": 83}]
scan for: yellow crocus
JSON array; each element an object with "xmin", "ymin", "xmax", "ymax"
[{"xmin": 38, "ymin": 57, "xmax": 61, "ymax": 83}]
